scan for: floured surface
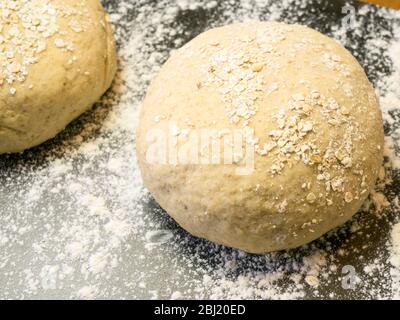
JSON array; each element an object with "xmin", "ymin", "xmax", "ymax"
[{"xmin": 0, "ymin": 0, "xmax": 400, "ymax": 299}]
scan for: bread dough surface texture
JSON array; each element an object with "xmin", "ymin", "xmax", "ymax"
[
  {"xmin": 137, "ymin": 22, "xmax": 384, "ymax": 253},
  {"xmin": 0, "ymin": 0, "xmax": 117, "ymax": 153}
]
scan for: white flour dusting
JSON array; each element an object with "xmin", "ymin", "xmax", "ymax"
[{"xmin": 0, "ymin": 0, "xmax": 400, "ymax": 299}]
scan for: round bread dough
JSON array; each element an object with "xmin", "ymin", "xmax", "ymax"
[
  {"xmin": 0, "ymin": 0, "xmax": 117, "ymax": 154},
  {"xmin": 137, "ymin": 22, "xmax": 384, "ymax": 253}
]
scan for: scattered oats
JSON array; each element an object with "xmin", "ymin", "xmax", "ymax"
[
  {"xmin": 345, "ymin": 192, "xmax": 354, "ymax": 203},
  {"xmin": 252, "ymin": 63, "xmax": 264, "ymax": 72},
  {"xmin": 306, "ymin": 192, "xmax": 317, "ymax": 204}
]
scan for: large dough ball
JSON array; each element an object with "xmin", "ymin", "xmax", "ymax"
[
  {"xmin": 137, "ymin": 22, "xmax": 384, "ymax": 253},
  {"xmin": 0, "ymin": 0, "xmax": 117, "ymax": 154}
]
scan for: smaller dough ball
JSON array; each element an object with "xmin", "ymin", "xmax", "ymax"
[
  {"xmin": 0, "ymin": 0, "xmax": 117, "ymax": 154},
  {"xmin": 137, "ymin": 22, "xmax": 384, "ymax": 253}
]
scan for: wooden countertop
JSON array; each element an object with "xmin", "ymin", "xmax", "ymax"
[{"xmin": 359, "ymin": 0, "xmax": 400, "ymax": 9}]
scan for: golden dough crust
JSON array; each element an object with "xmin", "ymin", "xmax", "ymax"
[
  {"xmin": 0, "ymin": 0, "xmax": 117, "ymax": 153},
  {"xmin": 137, "ymin": 22, "xmax": 384, "ymax": 253}
]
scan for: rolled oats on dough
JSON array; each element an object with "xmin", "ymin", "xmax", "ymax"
[{"xmin": 137, "ymin": 22, "xmax": 384, "ymax": 253}]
